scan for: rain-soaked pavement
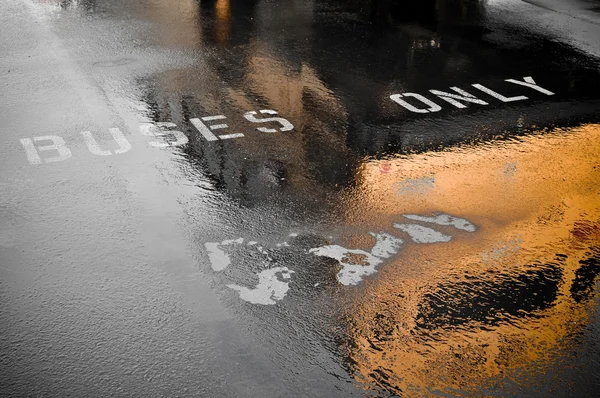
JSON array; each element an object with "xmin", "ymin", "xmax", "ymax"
[{"xmin": 1, "ymin": 0, "xmax": 600, "ymax": 396}]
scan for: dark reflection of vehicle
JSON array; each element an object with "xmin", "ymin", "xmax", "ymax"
[
  {"xmin": 338, "ymin": 224, "xmax": 600, "ymax": 396},
  {"xmin": 331, "ymin": 124, "xmax": 600, "ymax": 395}
]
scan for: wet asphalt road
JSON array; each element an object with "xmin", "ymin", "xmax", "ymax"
[{"xmin": 1, "ymin": 0, "xmax": 600, "ymax": 396}]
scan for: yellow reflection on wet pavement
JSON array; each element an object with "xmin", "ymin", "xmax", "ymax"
[
  {"xmin": 339, "ymin": 124, "xmax": 600, "ymax": 396},
  {"xmin": 215, "ymin": 0, "xmax": 231, "ymax": 44}
]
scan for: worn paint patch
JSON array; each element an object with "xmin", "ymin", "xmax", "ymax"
[
  {"xmin": 310, "ymin": 245, "xmax": 382, "ymax": 286},
  {"xmin": 227, "ymin": 267, "xmax": 295, "ymax": 305},
  {"xmin": 394, "ymin": 223, "xmax": 452, "ymax": 243},
  {"xmin": 370, "ymin": 232, "xmax": 404, "ymax": 258},
  {"xmin": 310, "ymin": 233, "xmax": 403, "ymax": 285},
  {"xmin": 205, "ymin": 237, "xmax": 244, "ymax": 271},
  {"xmin": 403, "ymin": 213, "xmax": 476, "ymax": 232}
]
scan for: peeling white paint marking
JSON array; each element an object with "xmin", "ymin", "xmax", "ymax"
[
  {"xmin": 20, "ymin": 135, "xmax": 72, "ymax": 164},
  {"xmin": 471, "ymin": 84, "xmax": 528, "ymax": 102},
  {"xmin": 205, "ymin": 242, "xmax": 231, "ymax": 272},
  {"xmin": 390, "ymin": 93, "xmax": 442, "ymax": 113},
  {"xmin": 243, "ymin": 110, "xmax": 294, "ymax": 132},
  {"xmin": 309, "ymin": 233, "xmax": 403, "ymax": 286},
  {"xmin": 393, "ymin": 223, "xmax": 451, "ymax": 243},
  {"xmin": 310, "ymin": 245, "xmax": 382, "ymax": 286},
  {"xmin": 370, "ymin": 232, "xmax": 404, "ymax": 258},
  {"xmin": 205, "ymin": 237, "xmax": 244, "ymax": 271},
  {"xmin": 403, "ymin": 214, "xmax": 476, "ymax": 232},
  {"xmin": 207, "ymin": 218, "xmax": 478, "ymax": 304},
  {"xmin": 429, "ymin": 87, "xmax": 489, "ymax": 109},
  {"xmin": 81, "ymin": 128, "xmax": 131, "ymax": 156},
  {"xmin": 139, "ymin": 122, "xmax": 188, "ymax": 147},
  {"xmin": 227, "ymin": 267, "xmax": 295, "ymax": 305},
  {"xmin": 505, "ymin": 76, "xmax": 555, "ymax": 96}
]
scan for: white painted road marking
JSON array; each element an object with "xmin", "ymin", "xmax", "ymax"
[
  {"xmin": 190, "ymin": 116, "xmax": 224, "ymax": 141},
  {"xmin": 390, "ymin": 93, "xmax": 443, "ymax": 113},
  {"xmin": 310, "ymin": 232, "xmax": 404, "ymax": 286},
  {"xmin": 18, "ymin": 109, "xmax": 295, "ymax": 164},
  {"xmin": 243, "ymin": 110, "xmax": 294, "ymax": 133},
  {"xmin": 81, "ymin": 127, "xmax": 131, "ymax": 155},
  {"xmin": 17, "ymin": 76, "xmax": 555, "ymax": 165},
  {"xmin": 390, "ymin": 76, "xmax": 554, "ymax": 113},
  {"xmin": 471, "ymin": 84, "xmax": 528, "ymax": 102},
  {"xmin": 393, "ymin": 223, "xmax": 452, "ymax": 243},
  {"xmin": 505, "ymin": 76, "xmax": 555, "ymax": 96},
  {"xmin": 19, "ymin": 135, "xmax": 72, "ymax": 164},
  {"xmin": 205, "ymin": 237, "xmax": 244, "ymax": 271},
  {"xmin": 402, "ymin": 214, "xmax": 476, "ymax": 232},
  {"xmin": 139, "ymin": 122, "xmax": 189, "ymax": 147},
  {"xmin": 429, "ymin": 87, "xmax": 489, "ymax": 109},
  {"xmin": 227, "ymin": 267, "xmax": 295, "ymax": 305},
  {"xmin": 206, "ymin": 213, "xmax": 477, "ymax": 304},
  {"xmin": 218, "ymin": 133, "xmax": 245, "ymax": 140}
]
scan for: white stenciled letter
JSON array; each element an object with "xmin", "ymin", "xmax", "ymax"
[
  {"xmin": 390, "ymin": 93, "xmax": 442, "ymax": 113},
  {"xmin": 139, "ymin": 122, "xmax": 188, "ymax": 147},
  {"xmin": 429, "ymin": 87, "xmax": 488, "ymax": 109},
  {"xmin": 243, "ymin": 110, "xmax": 294, "ymax": 133},
  {"xmin": 190, "ymin": 115, "xmax": 244, "ymax": 141},
  {"xmin": 505, "ymin": 76, "xmax": 554, "ymax": 96},
  {"xmin": 472, "ymin": 84, "xmax": 528, "ymax": 102},
  {"xmin": 20, "ymin": 135, "xmax": 72, "ymax": 164},
  {"xmin": 81, "ymin": 128, "xmax": 131, "ymax": 156}
]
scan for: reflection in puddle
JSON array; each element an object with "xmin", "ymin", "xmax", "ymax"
[
  {"xmin": 394, "ymin": 176, "xmax": 436, "ymax": 196},
  {"xmin": 338, "ymin": 124, "xmax": 600, "ymax": 396},
  {"xmin": 214, "ymin": 0, "xmax": 231, "ymax": 44},
  {"xmin": 17, "ymin": 0, "xmax": 600, "ymax": 395}
]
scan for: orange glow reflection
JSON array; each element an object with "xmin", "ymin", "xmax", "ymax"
[
  {"xmin": 338, "ymin": 124, "xmax": 600, "ymax": 396},
  {"xmin": 215, "ymin": 0, "xmax": 231, "ymax": 44}
]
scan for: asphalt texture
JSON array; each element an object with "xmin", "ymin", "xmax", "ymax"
[{"xmin": 1, "ymin": 0, "xmax": 600, "ymax": 396}]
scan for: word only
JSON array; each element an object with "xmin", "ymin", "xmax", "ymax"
[{"xmin": 390, "ymin": 76, "xmax": 554, "ymax": 113}]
